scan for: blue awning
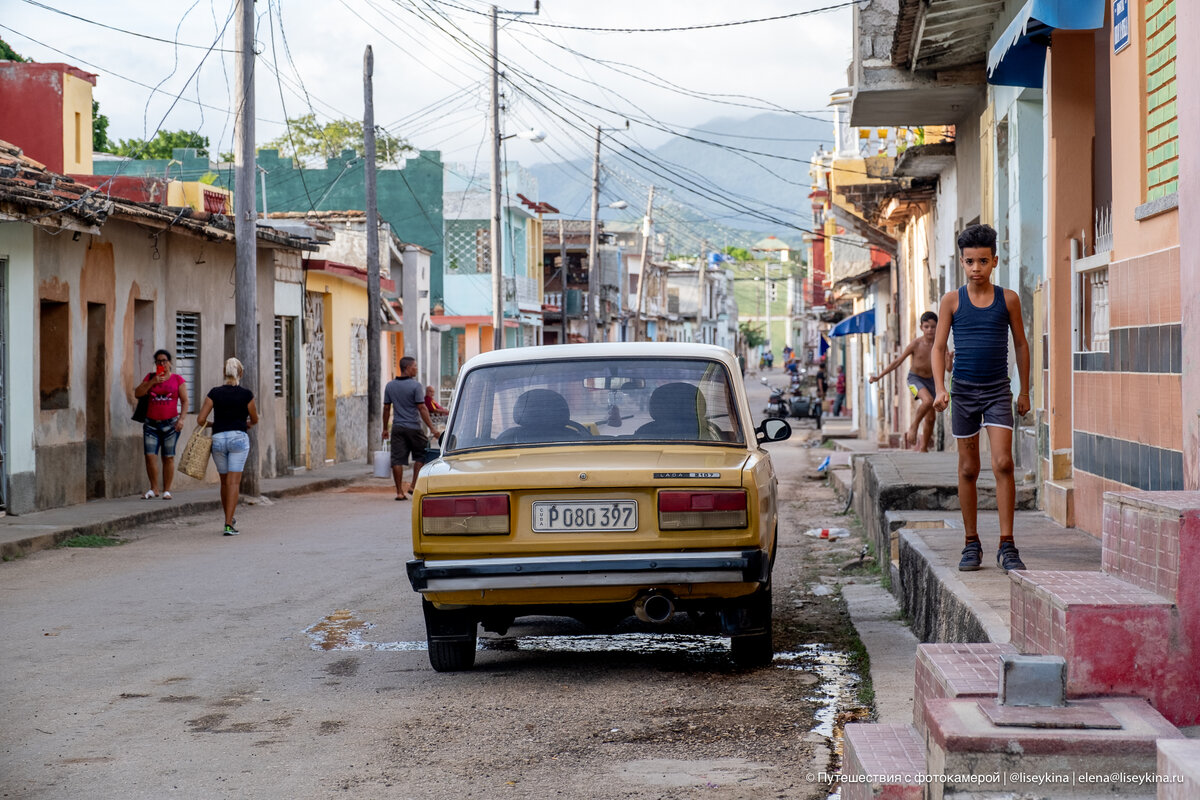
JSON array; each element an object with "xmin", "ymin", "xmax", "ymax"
[
  {"xmin": 987, "ymin": 0, "xmax": 1106, "ymax": 88},
  {"xmin": 830, "ymin": 309, "xmax": 876, "ymax": 337}
]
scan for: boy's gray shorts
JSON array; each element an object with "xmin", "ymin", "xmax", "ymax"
[{"xmin": 950, "ymin": 379, "xmax": 1013, "ymax": 438}]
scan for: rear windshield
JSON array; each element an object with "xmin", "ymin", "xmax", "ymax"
[{"xmin": 444, "ymin": 357, "xmax": 744, "ymax": 452}]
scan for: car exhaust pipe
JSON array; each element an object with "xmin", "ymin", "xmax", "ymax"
[{"xmin": 633, "ymin": 592, "xmax": 675, "ymax": 624}]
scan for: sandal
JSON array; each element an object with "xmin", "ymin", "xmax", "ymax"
[
  {"xmin": 143, "ymin": 489, "xmax": 157, "ymax": 500},
  {"xmin": 162, "ymin": 491, "xmax": 173, "ymax": 500}
]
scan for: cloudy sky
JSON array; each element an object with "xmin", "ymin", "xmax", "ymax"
[{"xmin": 4, "ymin": 0, "xmax": 854, "ymax": 172}]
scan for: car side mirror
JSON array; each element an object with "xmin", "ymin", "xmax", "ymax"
[{"xmin": 755, "ymin": 417, "xmax": 791, "ymax": 444}]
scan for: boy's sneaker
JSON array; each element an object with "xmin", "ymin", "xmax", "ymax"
[
  {"xmin": 958, "ymin": 540, "xmax": 983, "ymax": 571},
  {"xmin": 223, "ymin": 524, "xmax": 239, "ymax": 536},
  {"xmin": 997, "ymin": 541, "xmax": 1026, "ymax": 572}
]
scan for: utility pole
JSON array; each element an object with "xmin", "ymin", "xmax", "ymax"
[
  {"xmin": 234, "ymin": 0, "xmax": 259, "ymax": 497},
  {"xmin": 697, "ymin": 238, "xmax": 707, "ymax": 344},
  {"xmin": 489, "ymin": 5, "xmax": 504, "ymax": 350},
  {"xmin": 634, "ymin": 185, "xmax": 654, "ymax": 341},
  {"xmin": 558, "ymin": 218, "xmax": 568, "ymax": 345},
  {"xmin": 763, "ymin": 260, "xmax": 771, "ymax": 363},
  {"xmin": 587, "ymin": 125, "xmax": 601, "ymax": 344},
  {"xmin": 488, "ymin": 3, "xmax": 540, "ymax": 351},
  {"xmin": 364, "ymin": 45, "xmax": 381, "ymax": 457}
]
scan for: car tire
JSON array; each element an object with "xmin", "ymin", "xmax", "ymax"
[
  {"xmin": 429, "ymin": 637, "xmax": 477, "ymax": 672},
  {"xmin": 729, "ymin": 584, "xmax": 774, "ymax": 668},
  {"xmin": 423, "ymin": 600, "xmax": 478, "ymax": 672}
]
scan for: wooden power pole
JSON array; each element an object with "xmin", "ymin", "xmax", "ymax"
[
  {"xmin": 234, "ymin": 0, "xmax": 259, "ymax": 497},
  {"xmin": 587, "ymin": 125, "xmax": 601, "ymax": 344},
  {"xmin": 364, "ymin": 45, "xmax": 381, "ymax": 455},
  {"xmin": 634, "ymin": 185, "xmax": 654, "ymax": 341}
]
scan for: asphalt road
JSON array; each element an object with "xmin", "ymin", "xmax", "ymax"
[{"xmin": 1, "ymin": 389, "xmax": 865, "ymax": 800}]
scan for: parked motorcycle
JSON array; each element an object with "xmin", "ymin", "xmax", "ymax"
[
  {"xmin": 762, "ymin": 378, "xmax": 788, "ymax": 419},
  {"xmin": 788, "ymin": 389, "xmax": 823, "ymax": 429}
]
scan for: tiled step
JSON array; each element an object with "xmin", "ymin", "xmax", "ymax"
[
  {"xmin": 1101, "ymin": 491, "xmax": 1198, "ymax": 607},
  {"xmin": 1158, "ymin": 739, "xmax": 1200, "ymax": 800},
  {"xmin": 1010, "ymin": 570, "xmax": 1200, "ymax": 726},
  {"xmin": 912, "ymin": 642, "xmax": 1016, "ymax": 738},
  {"xmin": 842, "ymin": 723, "xmax": 924, "ymax": 800}
]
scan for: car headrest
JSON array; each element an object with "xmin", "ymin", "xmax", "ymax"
[
  {"xmin": 648, "ymin": 382, "xmax": 705, "ymax": 422},
  {"xmin": 513, "ymin": 389, "xmax": 570, "ymax": 428}
]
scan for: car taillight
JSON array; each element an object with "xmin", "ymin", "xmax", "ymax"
[
  {"xmin": 421, "ymin": 494, "xmax": 510, "ymax": 535},
  {"xmin": 657, "ymin": 490, "xmax": 747, "ymax": 530}
]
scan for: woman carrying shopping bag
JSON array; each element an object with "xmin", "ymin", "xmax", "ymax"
[{"xmin": 195, "ymin": 358, "xmax": 258, "ymax": 536}]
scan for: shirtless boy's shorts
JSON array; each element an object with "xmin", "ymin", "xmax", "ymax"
[
  {"xmin": 950, "ymin": 379, "xmax": 1013, "ymax": 438},
  {"xmin": 906, "ymin": 373, "xmax": 936, "ymax": 399}
]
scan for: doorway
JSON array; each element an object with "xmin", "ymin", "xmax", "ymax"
[
  {"xmin": 86, "ymin": 302, "xmax": 107, "ymax": 499},
  {"xmin": 0, "ymin": 260, "xmax": 7, "ymax": 511}
]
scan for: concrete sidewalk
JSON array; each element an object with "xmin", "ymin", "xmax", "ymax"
[
  {"xmin": 0, "ymin": 461, "xmax": 376, "ymax": 560},
  {"xmin": 831, "ymin": 447, "xmax": 1101, "ymax": 647}
]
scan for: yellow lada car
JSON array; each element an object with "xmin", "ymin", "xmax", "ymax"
[{"xmin": 407, "ymin": 342, "xmax": 791, "ymax": 671}]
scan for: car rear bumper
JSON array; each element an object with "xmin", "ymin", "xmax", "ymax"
[{"xmin": 407, "ymin": 549, "xmax": 769, "ymax": 592}]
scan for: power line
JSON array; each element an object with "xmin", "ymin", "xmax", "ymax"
[
  {"xmin": 15, "ymin": 0, "xmax": 240, "ymax": 52},
  {"xmin": 427, "ymin": 0, "xmax": 862, "ymax": 33}
]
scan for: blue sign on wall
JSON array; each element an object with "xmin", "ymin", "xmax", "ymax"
[{"xmin": 1113, "ymin": 0, "xmax": 1130, "ymax": 54}]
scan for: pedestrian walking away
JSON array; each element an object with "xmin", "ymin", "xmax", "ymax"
[
  {"xmin": 195, "ymin": 357, "xmax": 258, "ymax": 536},
  {"xmin": 832, "ymin": 366, "xmax": 846, "ymax": 416},
  {"xmin": 134, "ymin": 349, "xmax": 187, "ymax": 500},
  {"xmin": 383, "ymin": 356, "xmax": 442, "ymax": 501},
  {"xmin": 869, "ymin": 311, "xmax": 941, "ymax": 451},
  {"xmin": 932, "ymin": 223, "xmax": 1031, "ymax": 573}
]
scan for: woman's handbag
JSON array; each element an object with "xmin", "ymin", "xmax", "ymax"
[
  {"xmin": 178, "ymin": 425, "xmax": 212, "ymax": 480},
  {"xmin": 131, "ymin": 394, "xmax": 150, "ymax": 423}
]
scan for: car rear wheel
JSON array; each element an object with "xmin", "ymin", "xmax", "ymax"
[
  {"xmin": 423, "ymin": 600, "xmax": 478, "ymax": 672},
  {"xmin": 729, "ymin": 584, "xmax": 774, "ymax": 668}
]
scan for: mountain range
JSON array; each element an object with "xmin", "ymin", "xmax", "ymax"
[{"xmin": 526, "ymin": 111, "xmax": 833, "ymax": 253}]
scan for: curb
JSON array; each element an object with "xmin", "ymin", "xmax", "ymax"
[{"xmin": 1, "ymin": 474, "xmax": 363, "ymax": 562}]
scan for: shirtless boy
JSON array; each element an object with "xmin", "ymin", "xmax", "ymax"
[{"xmin": 870, "ymin": 311, "xmax": 939, "ymax": 451}]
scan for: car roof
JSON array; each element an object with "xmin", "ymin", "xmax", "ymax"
[{"xmin": 461, "ymin": 342, "xmax": 739, "ymax": 372}]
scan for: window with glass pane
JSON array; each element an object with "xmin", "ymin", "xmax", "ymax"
[{"xmin": 445, "ymin": 358, "xmax": 742, "ymax": 452}]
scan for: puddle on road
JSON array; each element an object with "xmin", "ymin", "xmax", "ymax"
[
  {"xmin": 480, "ymin": 632, "xmax": 730, "ymax": 657},
  {"xmin": 776, "ymin": 644, "xmax": 871, "ymax": 799}
]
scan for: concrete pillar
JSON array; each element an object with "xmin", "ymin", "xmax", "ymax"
[{"xmin": 1045, "ymin": 33, "xmax": 1096, "ymax": 461}]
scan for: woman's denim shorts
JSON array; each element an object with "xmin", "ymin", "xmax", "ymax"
[
  {"xmin": 143, "ymin": 417, "xmax": 180, "ymax": 456},
  {"xmin": 211, "ymin": 430, "xmax": 251, "ymax": 474}
]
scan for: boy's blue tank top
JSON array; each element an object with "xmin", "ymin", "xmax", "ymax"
[{"xmin": 952, "ymin": 284, "xmax": 1009, "ymax": 384}]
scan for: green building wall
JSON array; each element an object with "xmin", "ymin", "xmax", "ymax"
[{"xmin": 94, "ymin": 147, "xmax": 446, "ymax": 303}]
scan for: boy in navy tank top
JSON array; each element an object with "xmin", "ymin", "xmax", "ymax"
[{"xmin": 931, "ymin": 224, "xmax": 1031, "ymax": 573}]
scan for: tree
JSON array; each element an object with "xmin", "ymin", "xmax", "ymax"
[
  {"xmin": 723, "ymin": 246, "xmax": 754, "ymax": 263},
  {"xmin": 92, "ymin": 100, "xmax": 110, "ymax": 152},
  {"xmin": 264, "ymin": 114, "xmax": 411, "ymax": 164},
  {"xmin": 109, "ymin": 130, "xmax": 209, "ymax": 160},
  {"xmin": 0, "ymin": 37, "xmax": 27, "ymax": 62},
  {"xmin": 739, "ymin": 321, "xmax": 766, "ymax": 349}
]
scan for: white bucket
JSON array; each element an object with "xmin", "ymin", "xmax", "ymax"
[{"xmin": 372, "ymin": 450, "xmax": 391, "ymax": 478}]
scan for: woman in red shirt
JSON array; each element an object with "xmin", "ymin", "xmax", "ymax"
[{"xmin": 133, "ymin": 349, "xmax": 187, "ymax": 499}]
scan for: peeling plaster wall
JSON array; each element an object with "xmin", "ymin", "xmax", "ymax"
[{"xmin": 24, "ymin": 219, "xmax": 285, "ymax": 511}]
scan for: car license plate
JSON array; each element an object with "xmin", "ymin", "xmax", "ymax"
[{"xmin": 532, "ymin": 500, "xmax": 638, "ymax": 532}]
